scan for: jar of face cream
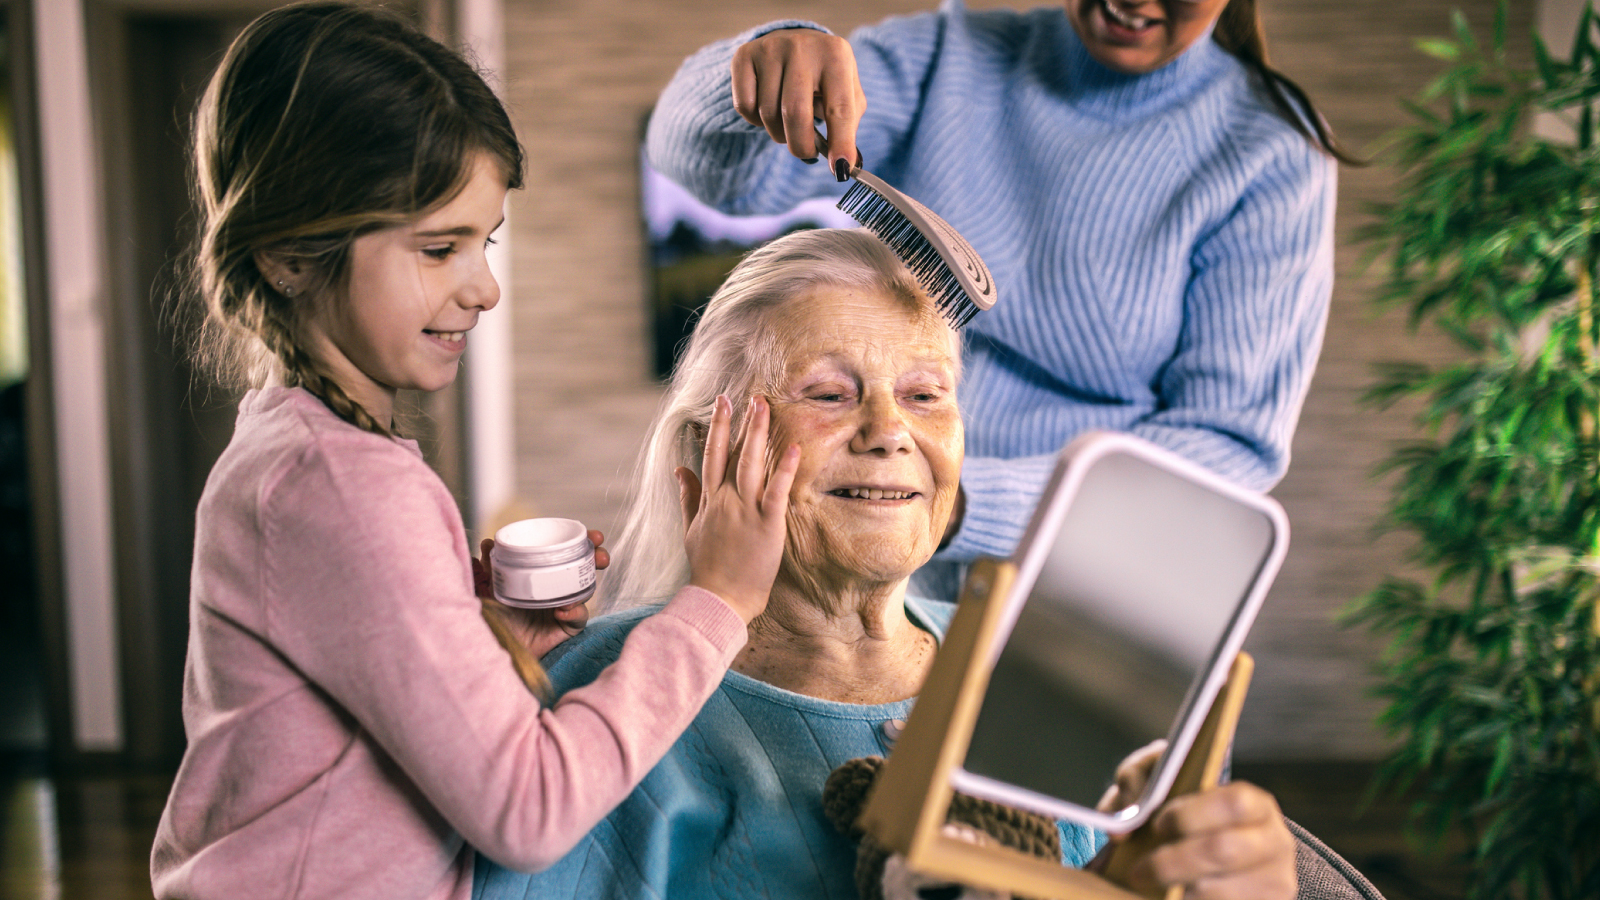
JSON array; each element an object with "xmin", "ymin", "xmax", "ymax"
[{"xmin": 490, "ymin": 518, "xmax": 596, "ymax": 609}]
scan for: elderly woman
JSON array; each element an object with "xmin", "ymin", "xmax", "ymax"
[{"xmin": 473, "ymin": 228, "xmax": 1296, "ymax": 900}]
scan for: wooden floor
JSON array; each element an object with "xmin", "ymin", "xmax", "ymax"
[{"xmin": 0, "ymin": 756, "xmax": 1469, "ymax": 900}]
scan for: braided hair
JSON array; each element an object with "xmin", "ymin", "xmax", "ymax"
[{"xmin": 185, "ymin": 1, "xmax": 545, "ymax": 694}]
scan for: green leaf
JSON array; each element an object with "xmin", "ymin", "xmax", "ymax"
[
  {"xmin": 1357, "ymin": 8, "xmax": 1600, "ymax": 898},
  {"xmin": 1532, "ymin": 35, "xmax": 1562, "ymax": 89},
  {"xmin": 1417, "ymin": 37, "xmax": 1462, "ymax": 61},
  {"xmin": 1451, "ymin": 9, "xmax": 1480, "ymax": 57}
]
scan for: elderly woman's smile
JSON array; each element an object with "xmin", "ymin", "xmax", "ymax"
[{"xmin": 766, "ymin": 284, "xmax": 964, "ymax": 589}]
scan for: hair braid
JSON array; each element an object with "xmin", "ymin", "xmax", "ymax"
[
  {"xmin": 477, "ymin": 601, "xmax": 554, "ymax": 702},
  {"xmin": 254, "ymin": 290, "xmax": 395, "ymax": 437},
  {"xmin": 185, "ymin": 2, "xmax": 538, "ymax": 697}
]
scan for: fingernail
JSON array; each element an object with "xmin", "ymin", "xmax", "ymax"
[
  {"xmin": 833, "ymin": 158, "xmax": 850, "ymax": 182},
  {"xmin": 802, "ymin": 156, "xmax": 819, "ymax": 165}
]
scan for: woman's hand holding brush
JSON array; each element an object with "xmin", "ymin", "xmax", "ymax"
[{"xmin": 731, "ymin": 27, "xmax": 865, "ymax": 181}]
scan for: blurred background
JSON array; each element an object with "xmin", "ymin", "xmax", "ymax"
[{"xmin": 0, "ymin": 0, "xmax": 1574, "ymax": 897}]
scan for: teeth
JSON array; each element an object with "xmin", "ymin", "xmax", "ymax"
[
  {"xmin": 1103, "ymin": 0, "xmax": 1151, "ymax": 27},
  {"xmin": 433, "ymin": 332, "xmax": 465, "ymax": 342},
  {"xmin": 835, "ymin": 488, "xmax": 913, "ymax": 500}
]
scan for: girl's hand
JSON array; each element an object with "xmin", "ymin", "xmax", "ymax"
[
  {"xmin": 474, "ymin": 538, "xmax": 592, "ymax": 658},
  {"xmin": 677, "ymin": 394, "xmax": 800, "ymax": 623},
  {"xmin": 1095, "ymin": 782, "xmax": 1297, "ymax": 900},
  {"xmin": 731, "ymin": 28, "xmax": 866, "ymax": 177}
]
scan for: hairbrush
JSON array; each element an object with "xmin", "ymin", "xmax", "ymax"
[{"xmin": 816, "ymin": 129, "xmax": 996, "ymax": 328}]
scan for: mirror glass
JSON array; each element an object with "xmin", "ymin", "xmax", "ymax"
[{"xmin": 960, "ymin": 449, "xmax": 1276, "ymax": 819}]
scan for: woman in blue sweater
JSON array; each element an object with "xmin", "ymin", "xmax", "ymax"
[{"xmin": 646, "ymin": 0, "xmax": 1343, "ymax": 598}]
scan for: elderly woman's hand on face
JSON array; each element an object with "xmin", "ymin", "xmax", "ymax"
[
  {"xmin": 676, "ymin": 393, "xmax": 800, "ymax": 623},
  {"xmin": 1096, "ymin": 781, "xmax": 1297, "ymax": 900}
]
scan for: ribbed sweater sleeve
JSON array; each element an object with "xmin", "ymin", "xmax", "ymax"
[
  {"xmin": 260, "ymin": 433, "xmax": 745, "ymax": 871},
  {"xmin": 647, "ymin": 0, "xmax": 1336, "ymax": 571},
  {"xmin": 153, "ymin": 390, "xmax": 749, "ymax": 899}
]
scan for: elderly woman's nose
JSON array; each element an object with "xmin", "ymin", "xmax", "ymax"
[{"xmin": 849, "ymin": 392, "xmax": 913, "ymax": 454}]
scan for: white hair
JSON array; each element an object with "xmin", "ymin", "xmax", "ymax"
[{"xmin": 601, "ymin": 227, "xmax": 961, "ymax": 610}]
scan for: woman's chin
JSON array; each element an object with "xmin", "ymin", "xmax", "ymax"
[{"xmin": 807, "ymin": 549, "xmax": 935, "ymax": 589}]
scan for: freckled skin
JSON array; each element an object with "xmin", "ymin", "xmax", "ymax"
[{"xmin": 1064, "ymin": 0, "xmax": 1231, "ymax": 75}]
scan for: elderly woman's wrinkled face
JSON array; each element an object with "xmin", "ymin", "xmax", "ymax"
[{"xmin": 765, "ymin": 284, "xmax": 963, "ymax": 589}]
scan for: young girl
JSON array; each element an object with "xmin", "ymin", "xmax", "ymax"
[{"xmin": 150, "ymin": 5, "xmax": 798, "ymax": 899}]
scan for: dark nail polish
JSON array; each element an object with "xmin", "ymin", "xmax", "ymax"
[
  {"xmin": 833, "ymin": 158, "xmax": 850, "ymax": 182},
  {"xmin": 802, "ymin": 156, "xmax": 819, "ymax": 165}
]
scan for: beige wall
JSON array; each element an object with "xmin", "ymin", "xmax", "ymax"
[{"xmin": 498, "ymin": 0, "xmax": 1535, "ymax": 760}]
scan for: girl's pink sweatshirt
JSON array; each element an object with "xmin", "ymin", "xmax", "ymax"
[{"xmin": 151, "ymin": 387, "xmax": 747, "ymax": 900}]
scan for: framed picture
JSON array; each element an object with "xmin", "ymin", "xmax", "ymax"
[{"xmin": 641, "ymin": 151, "xmax": 853, "ymax": 379}]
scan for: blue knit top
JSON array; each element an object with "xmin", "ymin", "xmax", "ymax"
[
  {"xmin": 471, "ymin": 596, "xmax": 1105, "ymax": 899},
  {"xmin": 646, "ymin": 1, "xmax": 1336, "ymax": 595}
]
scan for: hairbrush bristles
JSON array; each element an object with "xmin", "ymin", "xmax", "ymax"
[
  {"xmin": 811, "ymin": 128, "xmax": 996, "ymax": 327},
  {"xmin": 837, "ymin": 173, "xmax": 996, "ymax": 329}
]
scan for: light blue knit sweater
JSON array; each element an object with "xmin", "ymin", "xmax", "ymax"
[
  {"xmin": 646, "ymin": 1, "xmax": 1336, "ymax": 596},
  {"xmin": 471, "ymin": 596, "xmax": 1105, "ymax": 899}
]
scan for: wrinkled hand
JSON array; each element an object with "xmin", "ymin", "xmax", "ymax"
[
  {"xmin": 677, "ymin": 394, "xmax": 800, "ymax": 623},
  {"xmin": 473, "ymin": 537, "xmax": 597, "ymax": 658},
  {"xmin": 1096, "ymin": 740, "xmax": 1166, "ymax": 813},
  {"xmin": 731, "ymin": 28, "xmax": 866, "ymax": 176},
  {"xmin": 1093, "ymin": 781, "xmax": 1296, "ymax": 900}
]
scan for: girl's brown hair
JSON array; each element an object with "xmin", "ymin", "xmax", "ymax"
[
  {"xmin": 186, "ymin": 1, "xmax": 546, "ymax": 696},
  {"xmin": 1213, "ymin": 0, "xmax": 1362, "ymax": 165},
  {"xmin": 187, "ymin": 1, "xmax": 525, "ymax": 433}
]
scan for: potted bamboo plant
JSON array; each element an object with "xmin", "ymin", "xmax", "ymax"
[{"xmin": 1350, "ymin": 4, "xmax": 1600, "ymax": 897}]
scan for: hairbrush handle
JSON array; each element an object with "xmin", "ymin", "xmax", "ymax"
[{"xmin": 812, "ymin": 128, "xmax": 863, "ymax": 177}]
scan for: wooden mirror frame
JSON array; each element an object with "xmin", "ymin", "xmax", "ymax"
[{"xmin": 859, "ymin": 558, "xmax": 1254, "ymax": 900}]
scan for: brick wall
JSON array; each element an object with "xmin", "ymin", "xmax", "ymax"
[{"xmin": 498, "ymin": 0, "xmax": 1535, "ymax": 760}]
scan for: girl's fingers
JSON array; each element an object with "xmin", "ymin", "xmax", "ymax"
[
  {"xmin": 551, "ymin": 601, "xmax": 590, "ymax": 633},
  {"xmin": 723, "ymin": 395, "xmax": 756, "ymax": 490},
  {"xmin": 701, "ymin": 395, "xmax": 732, "ymax": 490},
  {"xmin": 763, "ymin": 443, "xmax": 801, "ymax": 514},
  {"xmin": 736, "ymin": 396, "xmax": 772, "ymax": 499}
]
